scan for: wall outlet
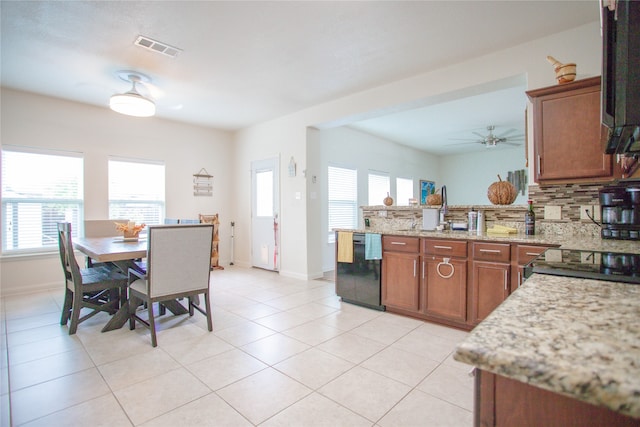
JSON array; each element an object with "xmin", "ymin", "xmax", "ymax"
[
  {"xmin": 593, "ymin": 205, "xmax": 601, "ymax": 221},
  {"xmin": 544, "ymin": 205, "xmax": 562, "ymax": 220},
  {"xmin": 378, "ymin": 210, "xmax": 387, "ymax": 217},
  {"xmin": 580, "ymin": 205, "xmax": 593, "ymax": 221}
]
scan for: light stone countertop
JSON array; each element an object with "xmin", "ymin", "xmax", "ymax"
[
  {"xmin": 453, "ymin": 273, "xmax": 640, "ymax": 419},
  {"xmin": 338, "ymin": 228, "xmax": 640, "ymax": 254}
]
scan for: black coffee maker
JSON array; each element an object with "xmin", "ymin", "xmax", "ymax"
[{"xmin": 599, "ymin": 181, "xmax": 640, "ymax": 240}]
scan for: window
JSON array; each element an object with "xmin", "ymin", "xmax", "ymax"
[
  {"xmin": 368, "ymin": 171, "xmax": 390, "ymax": 205},
  {"xmin": 255, "ymin": 169, "xmax": 274, "ymax": 217},
  {"xmin": 108, "ymin": 158, "xmax": 165, "ymax": 225},
  {"xmin": 328, "ymin": 165, "xmax": 357, "ymax": 243},
  {"xmin": 2, "ymin": 147, "xmax": 83, "ymax": 253},
  {"xmin": 396, "ymin": 177, "xmax": 414, "ymax": 206}
]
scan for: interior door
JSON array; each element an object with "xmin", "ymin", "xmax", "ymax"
[{"xmin": 251, "ymin": 157, "xmax": 280, "ymax": 271}]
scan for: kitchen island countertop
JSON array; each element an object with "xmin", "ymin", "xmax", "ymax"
[
  {"xmin": 336, "ymin": 228, "xmax": 640, "ymax": 254},
  {"xmin": 453, "ymin": 273, "xmax": 640, "ymax": 419}
]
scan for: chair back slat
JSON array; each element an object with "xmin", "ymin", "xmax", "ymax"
[
  {"xmin": 57, "ymin": 222, "xmax": 82, "ymax": 287},
  {"xmin": 146, "ymin": 224, "xmax": 213, "ymax": 298}
]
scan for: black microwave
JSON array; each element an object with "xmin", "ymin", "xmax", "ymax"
[{"xmin": 602, "ymin": 0, "xmax": 640, "ymax": 155}]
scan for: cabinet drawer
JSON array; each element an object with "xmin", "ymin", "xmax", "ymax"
[
  {"xmin": 383, "ymin": 235, "xmax": 419, "ymax": 253},
  {"xmin": 473, "ymin": 242, "xmax": 510, "ymax": 263},
  {"xmin": 422, "ymin": 239, "xmax": 467, "ymax": 258},
  {"xmin": 517, "ymin": 245, "xmax": 548, "ymax": 265}
]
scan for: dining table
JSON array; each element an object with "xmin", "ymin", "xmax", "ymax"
[{"xmin": 74, "ymin": 235, "xmax": 189, "ymax": 332}]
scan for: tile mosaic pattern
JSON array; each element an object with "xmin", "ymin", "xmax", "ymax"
[
  {"xmin": 362, "ymin": 181, "xmax": 604, "ymax": 237},
  {"xmin": 1, "ymin": 267, "xmax": 472, "ymax": 426}
]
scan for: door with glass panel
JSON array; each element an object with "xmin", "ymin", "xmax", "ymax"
[{"xmin": 251, "ymin": 157, "xmax": 279, "ymax": 271}]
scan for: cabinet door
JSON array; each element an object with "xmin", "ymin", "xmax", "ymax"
[
  {"xmin": 471, "ymin": 261, "xmax": 510, "ymax": 325},
  {"xmin": 382, "ymin": 252, "xmax": 420, "ymax": 312},
  {"xmin": 423, "ymin": 257, "xmax": 467, "ymax": 322},
  {"xmin": 528, "ymin": 77, "xmax": 613, "ymax": 182}
]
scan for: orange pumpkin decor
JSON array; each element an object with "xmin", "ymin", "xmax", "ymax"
[{"xmin": 487, "ymin": 175, "xmax": 517, "ymax": 205}]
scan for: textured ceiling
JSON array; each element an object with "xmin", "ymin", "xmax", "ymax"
[{"xmin": 0, "ymin": 1, "xmax": 598, "ymax": 153}]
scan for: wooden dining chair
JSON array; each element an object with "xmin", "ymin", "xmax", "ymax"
[
  {"xmin": 128, "ymin": 224, "xmax": 214, "ymax": 347},
  {"xmin": 57, "ymin": 222, "xmax": 129, "ymax": 334}
]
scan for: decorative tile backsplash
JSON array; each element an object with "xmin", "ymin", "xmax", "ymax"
[{"xmin": 361, "ymin": 182, "xmax": 603, "ymax": 236}]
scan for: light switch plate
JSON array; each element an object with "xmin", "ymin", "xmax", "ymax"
[{"xmin": 544, "ymin": 205, "xmax": 562, "ymax": 220}]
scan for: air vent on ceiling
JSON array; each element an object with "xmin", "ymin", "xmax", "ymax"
[{"xmin": 134, "ymin": 35, "xmax": 182, "ymax": 58}]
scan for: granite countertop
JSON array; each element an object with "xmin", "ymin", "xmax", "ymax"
[
  {"xmin": 337, "ymin": 228, "xmax": 640, "ymax": 254},
  {"xmin": 453, "ymin": 273, "xmax": 640, "ymax": 419}
]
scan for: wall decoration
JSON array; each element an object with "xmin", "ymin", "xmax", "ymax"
[
  {"xmin": 193, "ymin": 168, "xmax": 213, "ymax": 196},
  {"xmin": 420, "ymin": 180, "xmax": 436, "ymax": 205}
]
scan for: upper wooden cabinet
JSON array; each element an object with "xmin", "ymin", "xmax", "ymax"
[{"xmin": 526, "ymin": 76, "xmax": 614, "ymax": 183}]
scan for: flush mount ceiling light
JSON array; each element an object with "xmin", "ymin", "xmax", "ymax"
[{"xmin": 109, "ymin": 71, "xmax": 156, "ymax": 117}]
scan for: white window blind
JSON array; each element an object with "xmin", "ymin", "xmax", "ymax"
[
  {"xmin": 1, "ymin": 147, "xmax": 84, "ymax": 253},
  {"xmin": 108, "ymin": 158, "xmax": 165, "ymax": 225},
  {"xmin": 396, "ymin": 177, "xmax": 414, "ymax": 206},
  {"xmin": 328, "ymin": 165, "xmax": 357, "ymax": 243},
  {"xmin": 368, "ymin": 171, "xmax": 390, "ymax": 206}
]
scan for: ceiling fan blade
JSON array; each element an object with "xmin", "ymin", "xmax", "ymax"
[
  {"xmin": 502, "ymin": 141, "xmax": 523, "ymax": 146},
  {"xmin": 495, "ymin": 128, "xmax": 518, "ymax": 138},
  {"xmin": 448, "ymin": 137, "xmax": 483, "ymax": 142},
  {"xmin": 472, "ymin": 131, "xmax": 486, "ymax": 139}
]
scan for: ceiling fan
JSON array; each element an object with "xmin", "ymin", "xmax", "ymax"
[{"xmin": 452, "ymin": 125, "xmax": 524, "ymax": 148}]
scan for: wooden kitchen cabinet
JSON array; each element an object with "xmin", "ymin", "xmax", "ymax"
[
  {"xmin": 382, "ymin": 236, "xmax": 420, "ymax": 312},
  {"xmin": 511, "ymin": 244, "xmax": 551, "ymax": 291},
  {"xmin": 526, "ymin": 76, "xmax": 614, "ymax": 183},
  {"xmin": 421, "ymin": 239, "xmax": 468, "ymax": 323},
  {"xmin": 476, "ymin": 369, "xmax": 640, "ymax": 427},
  {"xmin": 470, "ymin": 242, "xmax": 510, "ymax": 325}
]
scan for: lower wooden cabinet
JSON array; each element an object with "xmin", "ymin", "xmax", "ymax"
[
  {"xmin": 476, "ymin": 369, "xmax": 640, "ymax": 427},
  {"xmin": 470, "ymin": 261, "xmax": 509, "ymax": 325},
  {"xmin": 423, "ymin": 256, "xmax": 467, "ymax": 322},
  {"xmin": 382, "ymin": 251, "xmax": 420, "ymax": 311},
  {"xmin": 381, "ymin": 236, "xmax": 421, "ymax": 312},
  {"xmin": 379, "ymin": 235, "xmax": 554, "ymax": 329}
]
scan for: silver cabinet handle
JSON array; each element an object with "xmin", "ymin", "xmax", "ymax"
[
  {"xmin": 518, "ymin": 271, "xmax": 522, "ymax": 287},
  {"xmin": 436, "ymin": 257, "xmax": 455, "ymax": 279},
  {"xmin": 525, "ymin": 252, "xmax": 541, "ymax": 256},
  {"xmin": 479, "ymin": 249, "xmax": 501, "ymax": 254},
  {"xmin": 422, "ymin": 261, "xmax": 425, "ymax": 280},
  {"xmin": 413, "ymin": 259, "xmax": 417, "ymax": 277},
  {"xmin": 434, "ymin": 245, "xmax": 452, "ymax": 250},
  {"xmin": 504, "ymin": 270, "xmax": 508, "ymax": 291},
  {"xmin": 537, "ymin": 155, "xmax": 542, "ymax": 176},
  {"xmin": 391, "ymin": 241, "xmax": 407, "ymax": 245}
]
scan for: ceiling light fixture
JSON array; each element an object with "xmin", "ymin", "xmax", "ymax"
[{"xmin": 109, "ymin": 72, "xmax": 156, "ymax": 117}]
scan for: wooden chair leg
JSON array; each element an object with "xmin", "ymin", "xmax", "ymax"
[
  {"xmin": 128, "ymin": 295, "xmax": 136, "ymax": 330},
  {"xmin": 204, "ymin": 291, "xmax": 213, "ymax": 332},
  {"xmin": 68, "ymin": 289, "xmax": 84, "ymax": 335},
  {"xmin": 60, "ymin": 287, "xmax": 73, "ymax": 325},
  {"xmin": 148, "ymin": 301, "xmax": 158, "ymax": 347}
]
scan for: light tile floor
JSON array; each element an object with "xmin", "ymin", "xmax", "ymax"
[{"xmin": 1, "ymin": 266, "xmax": 474, "ymax": 426}]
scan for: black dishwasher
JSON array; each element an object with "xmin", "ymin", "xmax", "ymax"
[{"xmin": 336, "ymin": 233, "xmax": 384, "ymax": 311}]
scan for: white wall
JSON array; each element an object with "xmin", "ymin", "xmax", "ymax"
[
  {"xmin": 441, "ymin": 147, "xmax": 528, "ymax": 205},
  {"xmin": 237, "ymin": 21, "xmax": 601, "ymax": 279},
  {"xmin": 0, "ymin": 88, "xmax": 233, "ymax": 295},
  {"xmin": 312, "ymin": 126, "xmax": 441, "ymax": 272}
]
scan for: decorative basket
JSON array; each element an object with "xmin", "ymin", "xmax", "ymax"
[
  {"xmin": 426, "ymin": 194, "xmax": 442, "ymax": 206},
  {"xmin": 487, "ymin": 175, "xmax": 517, "ymax": 205}
]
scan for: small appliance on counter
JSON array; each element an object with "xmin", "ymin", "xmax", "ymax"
[
  {"xmin": 599, "ymin": 180, "xmax": 640, "ymax": 240},
  {"xmin": 422, "ymin": 208, "xmax": 440, "ymax": 230},
  {"xmin": 524, "ymin": 248, "xmax": 640, "ymax": 285}
]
